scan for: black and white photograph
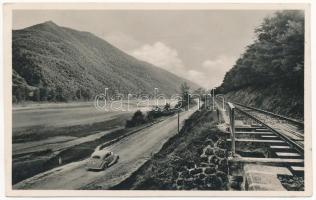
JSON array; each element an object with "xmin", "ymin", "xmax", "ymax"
[{"xmin": 2, "ymin": 3, "xmax": 312, "ymax": 197}]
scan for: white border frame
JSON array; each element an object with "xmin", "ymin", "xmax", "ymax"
[{"xmin": 3, "ymin": 3, "xmax": 312, "ymax": 197}]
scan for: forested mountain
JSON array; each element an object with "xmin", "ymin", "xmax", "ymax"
[
  {"xmin": 12, "ymin": 21, "xmax": 198, "ymax": 103},
  {"xmin": 218, "ymin": 11, "xmax": 304, "ymax": 119}
]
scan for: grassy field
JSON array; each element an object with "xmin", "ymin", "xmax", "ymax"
[{"xmin": 12, "ymin": 100, "xmax": 173, "ymax": 142}]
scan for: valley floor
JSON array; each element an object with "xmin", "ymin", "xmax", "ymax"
[{"xmin": 13, "ymin": 107, "xmax": 196, "ymax": 189}]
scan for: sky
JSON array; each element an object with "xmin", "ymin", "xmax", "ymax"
[{"xmin": 13, "ymin": 10, "xmax": 276, "ymax": 89}]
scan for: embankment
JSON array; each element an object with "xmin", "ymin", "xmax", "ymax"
[{"xmin": 224, "ymin": 84, "xmax": 303, "ymax": 120}]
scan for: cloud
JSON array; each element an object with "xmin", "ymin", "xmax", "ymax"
[
  {"xmin": 185, "ymin": 55, "xmax": 237, "ymax": 88},
  {"xmin": 130, "ymin": 42, "xmax": 236, "ymax": 89},
  {"xmin": 200, "ymin": 55, "xmax": 237, "ymax": 88},
  {"xmin": 130, "ymin": 42, "xmax": 185, "ymax": 74}
]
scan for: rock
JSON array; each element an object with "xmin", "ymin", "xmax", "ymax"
[
  {"xmin": 204, "ymin": 167, "xmax": 216, "ymax": 174},
  {"xmin": 197, "ymin": 148, "xmax": 204, "ymax": 155},
  {"xmin": 200, "ymin": 156, "xmax": 208, "ymax": 163},
  {"xmin": 205, "ymin": 148, "xmax": 214, "ymax": 156},
  {"xmin": 215, "ymin": 139, "xmax": 227, "ymax": 148},
  {"xmin": 190, "ymin": 168, "xmax": 203, "ymax": 176},
  {"xmin": 208, "ymin": 163, "xmax": 216, "ymax": 168},
  {"xmin": 217, "ymin": 159, "xmax": 228, "ymax": 172},
  {"xmin": 209, "ymin": 155, "xmax": 219, "ymax": 164},
  {"xmin": 214, "ymin": 148, "xmax": 226, "ymax": 158},
  {"xmin": 180, "ymin": 170, "xmax": 190, "ymax": 178},
  {"xmin": 185, "ymin": 161, "xmax": 195, "ymax": 169},
  {"xmin": 175, "ymin": 165, "xmax": 187, "ymax": 172},
  {"xmin": 199, "ymin": 173, "xmax": 206, "ymax": 179}
]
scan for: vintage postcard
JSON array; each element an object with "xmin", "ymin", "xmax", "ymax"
[{"xmin": 3, "ymin": 3, "xmax": 312, "ymax": 197}]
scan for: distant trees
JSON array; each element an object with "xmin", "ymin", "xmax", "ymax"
[
  {"xmin": 219, "ymin": 11, "xmax": 304, "ymax": 93},
  {"xmin": 12, "ymin": 86, "xmax": 27, "ymax": 103},
  {"xmin": 12, "ymin": 85, "xmax": 93, "ymax": 103}
]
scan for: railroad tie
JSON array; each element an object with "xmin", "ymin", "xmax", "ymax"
[
  {"xmin": 261, "ymin": 135, "xmax": 279, "ymax": 139},
  {"xmin": 269, "ymin": 145, "xmax": 292, "ymax": 152},
  {"xmin": 289, "ymin": 166, "xmax": 304, "ymax": 176},
  {"xmin": 275, "ymin": 152, "xmax": 302, "ymax": 159}
]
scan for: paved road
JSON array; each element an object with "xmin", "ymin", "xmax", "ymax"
[{"xmin": 14, "ymin": 108, "xmax": 197, "ymax": 190}]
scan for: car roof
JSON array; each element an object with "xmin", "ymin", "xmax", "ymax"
[{"xmin": 92, "ymin": 149, "xmax": 111, "ymax": 157}]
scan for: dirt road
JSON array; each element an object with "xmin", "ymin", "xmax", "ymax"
[{"xmin": 14, "ymin": 108, "xmax": 197, "ymax": 190}]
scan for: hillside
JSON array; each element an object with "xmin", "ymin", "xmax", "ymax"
[
  {"xmin": 218, "ymin": 11, "xmax": 304, "ymax": 119},
  {"xmin": 12, "ymin": 21, "xmax": 198, "ymax": 102}
]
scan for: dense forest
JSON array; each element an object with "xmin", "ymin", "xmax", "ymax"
[
  {"xmin": 218, "ymin": 11, "xmax": 304, "ymax": 119},
  {"xmin": 12, "ymin": 21, "xmax": 198, "ymax": 103}
]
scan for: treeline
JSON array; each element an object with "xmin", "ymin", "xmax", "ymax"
[
  {"xmin": 12, "ymin": 86, "xmax": 93, "ymax": 103},
  {"xmin": 218, "ymin": 11, "xmax": 304, "ymax": 93}
]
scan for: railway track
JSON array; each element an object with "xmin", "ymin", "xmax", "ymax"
[
  {"xmin": 233, "ymin": 102, "xmax": 304, "ymax": 155},
  {"xmin": 215, "ymin": 98, "xmax": 304, "ymax": 177}
]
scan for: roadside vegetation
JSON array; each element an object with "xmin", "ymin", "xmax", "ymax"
[
  {"xmin": 125, "ymin": 103, "xmax": 176, "ymax": 128},
  {"xmin": 125, "ymin": 81, "xmax": 199, "ymax": 128}
]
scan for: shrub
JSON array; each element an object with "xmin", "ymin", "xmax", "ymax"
[{"xmin": 125, "ymin": 110, "xmax": 146, "ymax": 128}]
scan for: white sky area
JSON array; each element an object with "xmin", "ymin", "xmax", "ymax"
[{"xmin": 13, "ymin": 10, "xmax": 276, "ymax": 89}]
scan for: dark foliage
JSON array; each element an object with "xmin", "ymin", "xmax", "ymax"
[
  {"xmin": 219, "ymin": 11, "xmax": 304, "ymax": 93},
  {"xmin": 126, "ymin": 104, "xmax": 176, "ymax": 128},
  {"xmin": 125, "ymin": 110, "xmax": 146, "ymax": 128}
]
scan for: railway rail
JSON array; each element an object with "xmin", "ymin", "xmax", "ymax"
[
  {"xmin": 233, "ymin": 102, "xmax": 304, "ymax": 155},
  {"xmin": 214, "ymin": 98, "xmax": 304, "ymax": 178}
]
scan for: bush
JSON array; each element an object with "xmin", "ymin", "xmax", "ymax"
[{"xmin": 125, "ymin": 110, "xmax": 146, "ymax": 128}]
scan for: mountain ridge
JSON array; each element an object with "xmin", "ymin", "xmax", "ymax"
[{"xmin": 12, "ymin": 21, "xmax": 199, "ymax": 102}]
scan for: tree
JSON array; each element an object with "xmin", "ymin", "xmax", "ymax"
[
  {"xmin": 219, "ymin": 11, "xmax": 304, "ymax": 93},
  {"xmin": 126, "ymin": 110, "xmax": 146, "ymax": 127},
  {"xmin": 180, "ymin": 82, "xmax": 190, "ymax": 109},
  {"xmin": 32, "ymin": 88, "xmax": 40, "ymax": 101},
  {"xmin": 55, "ymin": 86, "xmax": 64, "ymax": 101},
  {"xmin": 39, "ymin": 87, "xmax": 48, "ymax": 101},
  {"xmin": 47, "ymin": 88, "xmax": 56, "ymax": 101},
  {"xmin": 164, "ymin": 103, "xmax": 171, "ymax": 111},
  {"xmin": 76, "ymin": 89, "xmax": 81, "ymax": 100}
]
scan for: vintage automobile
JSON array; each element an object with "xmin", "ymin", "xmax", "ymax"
[{"xmin": 86, "ymin": 148, "xmax": 119, "ymax": 171}]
